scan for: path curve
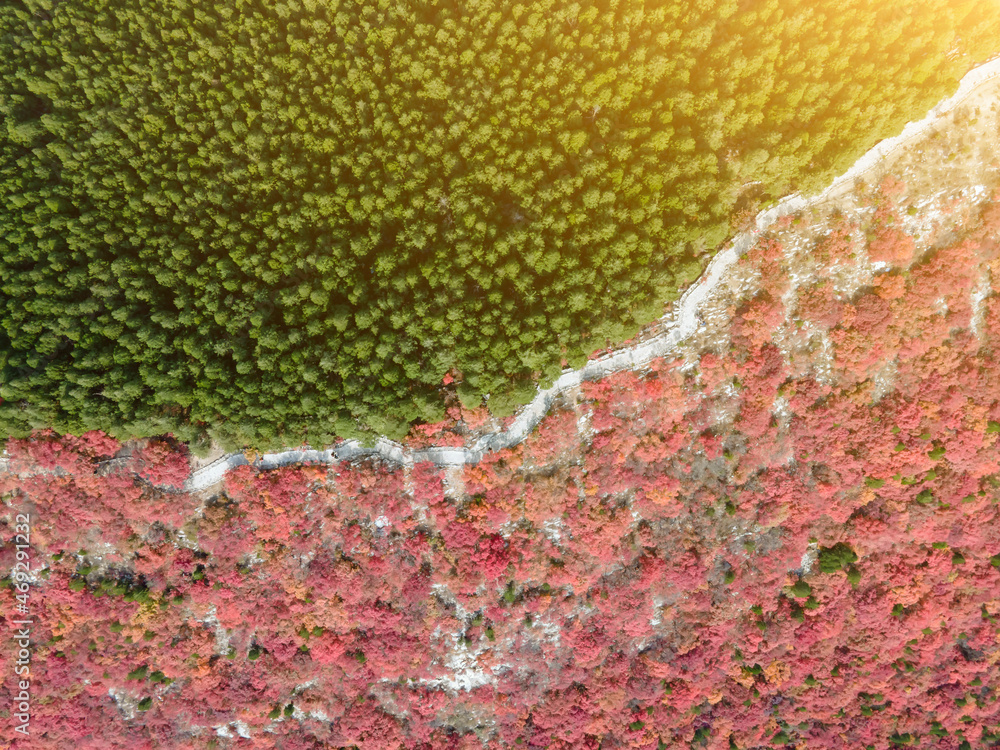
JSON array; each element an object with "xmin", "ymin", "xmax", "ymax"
[{"xmin": 187, "ymin": 56, "xmax": 1000, "ymax": 492}]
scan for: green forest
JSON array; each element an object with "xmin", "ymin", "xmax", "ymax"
[{"xmin": 1, "ymin": 0, "xmax": 998, "ymax": 449}]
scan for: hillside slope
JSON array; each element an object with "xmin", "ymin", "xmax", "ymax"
[{"xmin": 4, "ymin": 71, "xmax": 1000, "ymax": 747}]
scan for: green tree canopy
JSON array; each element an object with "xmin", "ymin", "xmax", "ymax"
[{"xmin": 1, "ymin": 0, "xmax": 998, "ymax": 448}]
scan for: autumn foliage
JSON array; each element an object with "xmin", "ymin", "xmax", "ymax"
[{"xmin": 3, "ymin": 187, "xmax": 1000, "ymax": 749}]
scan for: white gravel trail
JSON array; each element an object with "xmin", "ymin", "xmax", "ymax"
[{"xmin": 187, "ymin": 56, "xmax": 1000, "ymax": 492}]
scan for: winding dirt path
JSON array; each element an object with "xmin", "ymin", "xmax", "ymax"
[{"xmin": 187, "ymin": 57, "xmax": 1000, "ymax": 492}]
